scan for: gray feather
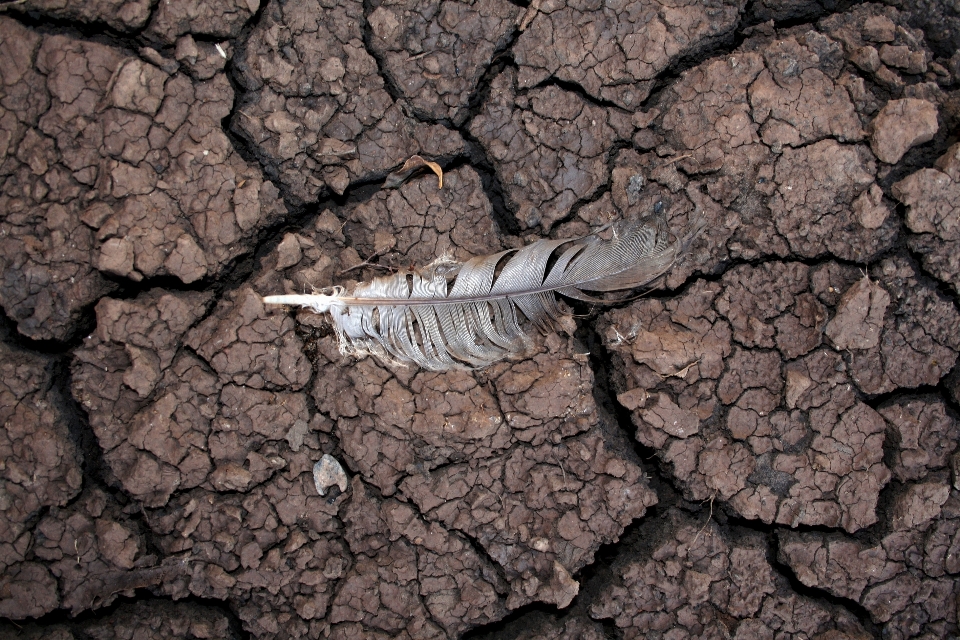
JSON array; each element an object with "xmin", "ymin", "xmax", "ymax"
[{"xmin": 265, "ymin": 207, "xmax": 696, "ymax": 371}]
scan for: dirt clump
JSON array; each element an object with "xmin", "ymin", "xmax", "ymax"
[
  {"xmin": 367, "ymin": 0, "xmax": 521, "ymax": 123},
  {"xmin": 8, "ymin": 0, "xmax": 153, "ymax": 31},
  {"xmin": 777, "ymin": 387, "xmax": 960, "ymax": 637},
  {"xmin": 469, "ymin": 68, "xmax": 633, "ymax": 231},
  {"xmin": 232, "ymin": 0, "xmax": 465, "ymax": 204},
  {"xmin": 0, "ymin": 599, "xmax": 238, "ymax": 639},
  {"xmin": 780, "ymin": 483, "xmax": 960, "ymax": 635},
  {"xmin": 870, "ymin": 98, "xmax": 939, "ymax": 163},
  {"xmin": 590, "ymin": 509, "xmax": 869, "ymax": 639},
  {"xmin": 600, "ymin": 259, "xmax": 954, "ymax": 533},
  {"xmin": 513, "ymin": 0, "xmax": 746, "ymax": 110},
  {"xmin": 847, "ymin": 257, "xmax": 960, "ymax": 394},
  {"xmin": 893, "ymin": 142, "xmax": 960, "ymax": 294},
  {"xmin": 0, "ymin": 17, "xmax": 286, "ymax": 340},
  {"xmin": 0, "ymin": 341, "xmax": 81, "ymax": 619},
  {"xmin": 0, "ymin": 342, "xmax": 81, "ymax": 562}
]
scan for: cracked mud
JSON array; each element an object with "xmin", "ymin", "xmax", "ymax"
[{"xmin": 2, "ymin": 1, "xmax": 960, "ymax": 639}]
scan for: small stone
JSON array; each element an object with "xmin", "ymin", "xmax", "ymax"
[
  {"xmin": 871, "ymin": 98, "xmax": 939, "ymax": 164},
  {"xmin": 617, "ymin": 387, "xmax": 648, "ymax": 411},
  {"xmin": 640, "ymin": 393, "xmax": 700, "ymax": 439},
  {"xmin": 874, "ymin": 64, "xmax": 905, "ymax": 92},
  {"xmin": 164, "ymin": 234, "xmax": 208, "ymax": 284},
  {"xmin": 862, "ymin": 15, "xmax": 896, "ymax": 43},
  {"xmin": 784, "ymin": 368, "xmax": 813, "ymax": 409},
  {"xmin": 879, "ymin": 45, "xmax": 927, "ymax": 75},
  {"xmin": 175, "ymin": 35, "xmax": 200, "ymax": 62},
  {"xmin": 98, "ymin": 237, "xmax": 137, "ymax": 279},
  {"xmin": 825, "ymin": 276, "xmax": 890, "ymax": 350},
  {"xmin": 313, "ymin": 454, "xmax": 348, "ymax": 496},
  {"xmin": 275, "ymin": 233, "xmax": 303, "ymax": 270},
  {"xmin": 853, "ymin": 184, "xmax": 889, "ymax": 230},
  {"xmin": 850, "ymin": 46, "xmax": 880, "ymax": 73}
]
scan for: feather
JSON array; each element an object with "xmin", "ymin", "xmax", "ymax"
[{"xmin": 264, "ymin": 205, "xmax": 698, "ymax": 371}]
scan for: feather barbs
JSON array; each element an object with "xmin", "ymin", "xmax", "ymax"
[{"xmin": 264, "ymin": 207, "xmax": 695, "ymax": 371}]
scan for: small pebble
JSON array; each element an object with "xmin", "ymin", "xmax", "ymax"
[{"xmin": 313, "ymin": 454, "xmax": 348, "ymax": 496}]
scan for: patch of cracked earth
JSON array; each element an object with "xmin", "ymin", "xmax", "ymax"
[{"xmin": 2, "ymin": 0, "xmax": 960, "ymax": 638}]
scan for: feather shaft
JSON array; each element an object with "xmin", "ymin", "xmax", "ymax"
[{"xmin": 264, "ymin": 206, "xmax": 696, "ymax": 370}]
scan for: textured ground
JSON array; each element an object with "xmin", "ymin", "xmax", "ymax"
[{"xmin": 1, "ymin": 0, "xmax": 959, "ymax": 638}]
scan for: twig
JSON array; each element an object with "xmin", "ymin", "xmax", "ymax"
[
  {"xmin": 691, "ymin": 492, "xmax": 716, "ymax": 547},
  {"xmin": 554, "ymin": 450, "xmax": 568, "ymax": 488},
  {"xmin": 656, "ymin": 358, "xmax": 701, "ymax": 380},
  {"xmin": 663, "ymin": 154, "xmax": 692, "ymax": 165},
  {"xmin": 337, "ymin": 250, "xmax": 392, "ymax": 276},
  {"xmin": 407, "ymin": 50, "xmax": 435, "ymax": 61}
]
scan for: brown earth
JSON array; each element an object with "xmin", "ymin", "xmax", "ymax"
[{"xmin": 1, "ymin": 0, "xmax": 960, "ymax": 639}]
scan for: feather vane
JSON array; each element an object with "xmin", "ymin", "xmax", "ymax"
[{"xmin": 265, "ymin": 208, "xmax": 693, "ymax": 370}]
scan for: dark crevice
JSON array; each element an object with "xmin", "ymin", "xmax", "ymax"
[
  {"xmin": 741, "ymin": 0, "xmax": 862, "ymax": 32},
  {"xmin": 461, "ymin": 603, "xmax": 572, "ymax": 640},
  {"xmin": 461, "ymin": 136, "xmax": 524, "ymax": 238},
  {"xmin": 718, "ymin": 513, "xmax": 884, "ymax": 635},
  {"xmin": 0, "ymin": 302, "xmax": 94, "ymax": 356},
  {"xmin": 457, "ymin": 46, "xmax": 514, "ymax": 118},
  {"xmin": 869, "ymin": 461, "xmax": 956, "ymax": 549},
  {"xmin": 575, "ymin": 312, "xmax": 691, "ymax": 503},
  {"xmin": 451, "ymin": 55, "xmax": 525, "ymax": 238},
  {"xmin": 359, "ymin": 0, "xmax": 523, "ymax": 130},
  {"xmin": 634, "ymin": 18, "xmax": 750, "ymax": 113},
  {"xmin": 458, "ymin": 530, "xmax": 512, "ymax": 601},
  {"xmin": 0, "ymin": 307, "xmax": 115, "ymax": 496},
  {"xmin": 2, "ymin": 593, "xmax": 250, "ymax": 640},
  {"xmin": 527, "ymin": 76, "xmax": 637, "ymax": 113},
  {"xmin": 221, "ymin": 0, "xmax": 278, "ymax": 171},
  {"xmin": 861, "ymin": 384, "xmax": 948, "ymax": 411},
  {"xmin": 51, "ymin": 355, "xmax": 114, "ymax": 493},
  {"xmin": 638, "ymin": 0, "xmax": 877, "ymax": 115},
  {"xmin": 0, "ymin": 0, "xmax": 159, "ymax": 49},
  {"xmin": 359, "ymin": 0, "xmax": 406, "ymax": 107},
  {"xmin": 767, "ymin": 533, "xmax": 882, "ymax": 636}
]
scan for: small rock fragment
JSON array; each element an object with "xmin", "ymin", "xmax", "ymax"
[
  {"xmin": 862, "ymin": 15, "xmax": 896, "ymax": 42},
  {"xmin": 879, "ymin": 44, "xmax": 927, "ymax": 75},
  {"xmin": 640, "ymin": 393, "xmax": 700, "ymax": 439},
  {"xmin": 275, "ymin": 233, "xmax": 303, "ymax": 271},
  {"xmin": 850, "ymin": 45, "xmax": 881, "ymax": 73},
  {"xmin": 852, "ymin": 184, "xmax": 889, "ymax": 229},
  {"xmin": 313, "ymin": 454, "xmax": 348, "ymax": 496},
  {"xmin": 893, "ymin": 143, "xmax": 960, "ymax": 294},
  {"xmin": 870, "ymin": 98, "xmax": 939, "ymax": 164},
  {"xmin": 825, "ymin": 276, "xmax": 889, "ymax": 350}
]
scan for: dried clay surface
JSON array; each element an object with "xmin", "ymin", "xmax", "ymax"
[
  {"xmin": 0, "ymin": 15, "xmax": 286, "ymax": 340},
  {"xmin": 2, "ymin": 1, "xmax": 960, "ymax": 639}
]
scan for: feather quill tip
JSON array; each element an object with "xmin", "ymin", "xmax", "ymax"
[{"xmin": 263, "ymin": 293, "xmax": 341, "ymax": 314}]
